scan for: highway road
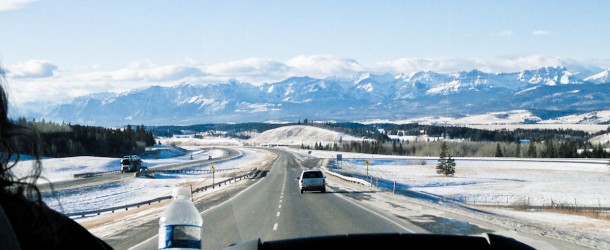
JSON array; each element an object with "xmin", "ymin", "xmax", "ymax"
[
  {"xmin": 127, "ymin": 149, "xmax": 414, "ymax": 250},
  {"xmin": 121, "ymin": 148, "xmax": 591, "ymax": 250},
  {"xmin": 39, "ymin": 148, "xmax": 241, "ymax": 193}
]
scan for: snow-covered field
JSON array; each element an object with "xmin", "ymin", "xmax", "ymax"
[
  {"xmin": 288, "ymin": 148, "xmax": 610, "ymax": 207},
  {"xmin": 338, "ymin": 158, "xmax": 610, "ymax": 207}
]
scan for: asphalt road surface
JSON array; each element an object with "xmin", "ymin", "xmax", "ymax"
[{"xmin": 130, "ymin": 149, "xmax": 419, "ymax": 250}]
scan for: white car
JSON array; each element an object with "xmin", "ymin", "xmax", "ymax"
[{"xmin": 299, "ymin": 170, "xmax": 326, "ymax": 193}]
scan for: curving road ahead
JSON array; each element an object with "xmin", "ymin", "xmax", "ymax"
[{"xmin": 130, "ymin": 149, "xmax": 422, "ymax": 250}]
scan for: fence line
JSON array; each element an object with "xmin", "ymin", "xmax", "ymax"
[{"xmin": 66, "ymin": 168, "xmax": 257, "ymax": 218}]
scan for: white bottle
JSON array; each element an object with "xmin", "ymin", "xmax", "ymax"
[{"xmin": 158, "ymin": 187, "xmax": 203, "ymax": 250}]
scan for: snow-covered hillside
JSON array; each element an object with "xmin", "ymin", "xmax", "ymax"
[
  {"xmin": 248, "ymin": 125, "xmax": 364, "ymax": 146},
  {"xmin": 361, "ymin": 109, "xmax": 610, "ymax": 128},
  {"xmin": 589, "ymin": 133, "xmax": 610, "ymax": 144},
  {"xmin": 446, "ymin": 110, "xmax": 541, "ymax": 125},
  {"xmin": 539, "ymin": 110, "xmax": 610, "ymax": 124}
]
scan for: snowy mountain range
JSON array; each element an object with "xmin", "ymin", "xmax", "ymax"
[{"xmin": 22, "ymin": 66, "xmax": 610, "ymax": 126}]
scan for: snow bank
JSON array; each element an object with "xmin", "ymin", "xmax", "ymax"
[{"xmin": 11, "ymin": 156, "xmax": 119, "ymax": 183}]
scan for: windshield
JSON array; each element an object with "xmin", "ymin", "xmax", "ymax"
[
  {"xmin": 302, "ymin": 171, "xmax": 323, "ymax": 179},
  {"xmin": 1, "ymin": 1, "xmax": 609, "ymax": 250}
]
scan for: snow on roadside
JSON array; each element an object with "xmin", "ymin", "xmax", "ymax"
[
  {"xmin": 11, "ymin": 156, "xmax": 119, "ymax": 183},
  {"xmin": 483, "ymin": 208, "xmax": 610, "ymax": 240}
]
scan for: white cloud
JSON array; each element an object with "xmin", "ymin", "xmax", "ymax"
[
  {"xmin": 492, "ymin": 55, "xmax": 562, "ymax": 72},
  {"xmin": 497, "ymin": 30, "xmax": 514, "ymax": 37},
  {"xmin": 374, "ymin": 55, "xmax": 568, "ymax": 74},
  {"xmin": 73, "ymin": 61, "xmax": 204, "ymax": 82},
  {"xmin": 205, "ymin": 58, "xmax": 290, "ymax": 82},
  {"xmin": 0, "ymin": 0, "xmax": 36, "ymax": 11},
  {"xmin": 374, "ymin": 57, "xmax": 483, "ymax": 73},
  {"xmin": 285, "ymin": 55, "xmax": 364, "ymax": 78},
  {"xmin": 7, "ymin": 60, "xmax": 58, "ymax": 79},
  {"xmin": 202, "ymin": 55, "xmax": 364, "ymax": 83},
  {"xmin": 533, "ymin": 30, "xmax": 550, "ymax": 36}
]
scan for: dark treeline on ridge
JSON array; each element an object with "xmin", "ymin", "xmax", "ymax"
[{"xmin": 15, "ymin": 118, "xmax": 156, "ymax": 158}]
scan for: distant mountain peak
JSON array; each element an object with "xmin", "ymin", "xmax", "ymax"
[{"xmin": 584, "ymin": 68, "xmax": 610, "ymax": 84}]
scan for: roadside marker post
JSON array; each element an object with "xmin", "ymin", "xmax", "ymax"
[
  {"xmin": 337, "ymin": 154, "xmax": 343, "ymax": 169},
  {"xmin": 211, "ymin": 165, "xmax": 216, "ymax": 188},
  {"xmin": 364, "ymin": 160, "xmax": 370, "ymax": 179}
]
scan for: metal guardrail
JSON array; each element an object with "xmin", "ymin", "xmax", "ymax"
[
  {"xmin": 73, "ymin": 170, "xmax": 121, "ymax": 178},
  {"xmin": 73, "ymin": 165, "xmax": 239, "ymax": 179},
  {"xmin": 145, "ymin": 168, "xmax": 238, "ymax": 175},
  {"xmin": 66, "ymin": 168, "xmax": 258, "ymax": 218},
  {"xmin": 321, "ymin": 166, "xmax": 371, "ymax": 187}
]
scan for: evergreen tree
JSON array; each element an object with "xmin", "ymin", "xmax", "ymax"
[
  {"xmin": 544, "ymin": 139, "xmax": 557, "ymax": 158},
  {"xmin": 495, "ymin": 143, "xmax": 503, "ymax": 157},
  {"xmin": 436, "ymin": 142, "xmax": 455, "ymax": 176},
  {"xmin": 527, "ymin": 142, "xmax": 537, "ymax": 158}
]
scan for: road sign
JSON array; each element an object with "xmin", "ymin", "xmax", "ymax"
[
  {"xmin": 211, "ymin": 165, "xmax": 216, "ymax": 171},
  {"xmin": 337, "ymin": 154, "xmax": 342, "ymax": 161}
]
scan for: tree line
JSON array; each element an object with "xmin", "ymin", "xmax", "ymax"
[
  {"xmin": 384, "ymin": 123, "xmax": 592, "ymax": 142},
  {"xmin": 305, "ymin": 138, "xmax": 609, "ymax": 159},
  {"xmin": 15, "ymin": 118, "xmax": 156, "ymax": 158}
]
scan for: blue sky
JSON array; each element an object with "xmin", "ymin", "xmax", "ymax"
[{"xmin": 1, "ymin": 0, "xmax": 610, "ymax": 105}]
